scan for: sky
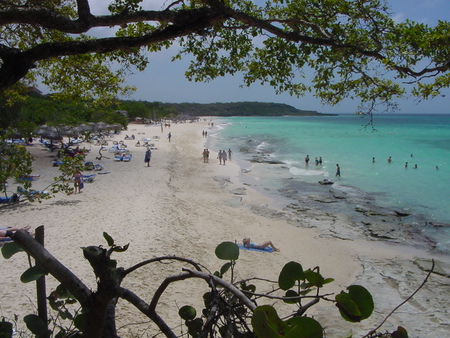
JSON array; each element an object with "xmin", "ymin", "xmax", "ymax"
[{"xmin": 61, "ymin": 1, "xmax": 450, "ymax": 114}]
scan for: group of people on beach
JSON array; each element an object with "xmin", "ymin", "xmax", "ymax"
[{"xmin": 217, "ymin": 149, "xmax": 233, "ymax": 165}]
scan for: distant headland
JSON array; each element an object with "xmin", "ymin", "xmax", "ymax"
[{"xmin": 165, "ymin": 102, "xmax": 336, "ymax": 117}]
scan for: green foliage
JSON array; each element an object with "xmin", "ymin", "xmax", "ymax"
[
  {"xmin": 23, "ymin": 314, "xmax": 48, "ymax": 336},
  {"xmin": 0, "ymin": 143, "xmax": 33, "ymax": 195},
  {"xmin": 20, "ymin": 265, "xmax": 47, "ymax": 283},
  {"xmin": 278, "ymin": 261, "xmax": 304, "ymax": 290},
  {"xmin": 179, "ymin": 305, "xmax": 197, "ymax": 320},
  {"xmin": 1, "ymin": 236, "xmax": 414, "ymax": 337},
  {"xmin": 1, "ymin": 242, "xmax": 24, "ymax": 259},
  {"xmin": 335, "ymin": 285, "xmax": 374, "ymax": 322},
  {"xmin": 0, "ymin": 317, "xmax": 13, "ymax": 337},
  {"xmin": 215, "ymin": 241, "xmax": 240, "ymax": 260}
]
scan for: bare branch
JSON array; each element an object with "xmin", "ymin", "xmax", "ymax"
[
  {"xmin": 363, "ymin": 259, "xmax": 435, "ymax": 338},
  {"xmin": 11, "ymin": 230, "xmax": 91, "ymax": 305},
  {"xmin": 122, "ymin": 255, "xmax": 205, "ymax": 277}
]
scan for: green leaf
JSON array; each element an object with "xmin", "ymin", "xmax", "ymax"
[
  {"xmin": 252, "ymin": 305, "xmax": 284, "ymax": 338},
  {"xmin": 284, "ymin": 317, "xmax": 323, "ymax": 338},
  {"xmin": 74, "ymin": 313, "xmax": 86, "ymax": 332},
  {"xmin": 215, "ymin": 242, "xmax": 239, "ymax": 261},
  {"xmin": 0, "ymin": 318, "xmax": 13, "ymax": 336},
  {"xmin": 112, "ymin": 243, "xmax": 130, "ymax": 252},
  {"xmin": 103, "ymin": 232, "xmax": 114, "ymax": 246},
  {"xmin": 55, "ymin": 284, "xmax": 71, "ymax": 299},
  {"xmin": 336, "ymin": 285, "xmax": 374, "ymax": 322},
  {"xmin": 1, "ymin": 241, "xmax": 23, "ymax": 259},
  {"xmin": 24, "ymin": 314, "xmax": 48, "ymax": 336},
  {"xmin": 179, "ymin": 305, "xmax": 197, "ymax": 320},
  {"xmin": 278, "ymin": 261, "xmax": 304, "ymax": 290},
  {"xmin": 284, "ymin": 290, "xmax": 299, "ymax": 304},
  {"xmin": 220, "ymin": 262, "xmax": 232, "ymax": 275},
  {"xmin": 20, "ymin": 265, "xmax": 46, "ymax": 283},
  {"xmin": 304, "ymin": 269, "xmax": 325, "ymax": 288},
  {"xmin": 186, "ymin": 318, "xmax": 203, "ymax": 336},
  {"xmin": 392, "ymin": 326, "xmax": 409, "ymax": 338}
]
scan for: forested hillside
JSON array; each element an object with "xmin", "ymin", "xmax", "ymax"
[{"xmin": 167, "ymin": 102, "xmax": 333, "ymax": 116}]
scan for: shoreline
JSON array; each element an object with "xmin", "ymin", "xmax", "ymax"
[
  {"xmin": 1, "ymin": 120, "xmax": 449, "ymax": 337},
  {"xmin": 209, "ymin": 119, "xmax": 450, "ymax": 254}
]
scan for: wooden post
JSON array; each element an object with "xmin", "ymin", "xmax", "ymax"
[{"xmin": 35, "ymin": 225, "xmax": 49, "ymax": 338}]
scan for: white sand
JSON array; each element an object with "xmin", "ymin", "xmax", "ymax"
[{"xmin": 1, "ymin": 120, "xmax": 449, "ymax": 337}]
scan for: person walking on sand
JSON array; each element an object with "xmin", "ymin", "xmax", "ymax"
[
  {"xmin": 335, "ymin": 164, "xmax": 341, "ymax": 177},
  {"xmin": 144, "ymin": 148, "xmax": 152, "ymax": 167},
  {"xmin": 73, "ymin": 169, "xmax": 83, "ymax": 193},
  {"xmin": 217, "ymin": 150, "xmax": 223, "ymax": 165},
  {"xmin": 168, "ymin": 132, "xmax": 172, "ymax": 142},
  {"xmin": 202, "ymin": 149, "xmax": 209, "ymax": 163},
  {"xmin": 222, "ymin": 150, "xmax": 228, "ymax": 165}
]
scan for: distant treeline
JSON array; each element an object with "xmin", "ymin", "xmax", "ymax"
[{"xmin": 165, "ymin": 102, "xmax": 335, "ymax": 117}]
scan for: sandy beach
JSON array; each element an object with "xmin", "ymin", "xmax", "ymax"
[{"xmin": 1, "ymin": 120, "xmax": 449, "ymax": 337}]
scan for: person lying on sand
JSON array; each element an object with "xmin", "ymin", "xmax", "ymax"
[
  {"xmin": 0, "ymin": 225, "xmax": 31, "ymax": 240},
  {"xmin": 242, "ymin": 238, "xmax": 280, "ymax": 251}
]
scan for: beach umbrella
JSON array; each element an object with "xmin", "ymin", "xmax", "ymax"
[
  {"xmin": 94, "ymin": 122, "xmax": 108, "ymax": 131},
  {"xmin": 34, "ymin": 125, "xmax": 62, "ymax": 140}
]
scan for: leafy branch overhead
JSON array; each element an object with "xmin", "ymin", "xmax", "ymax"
[{"xmin": 1, "ymin": 0, "xmax": 449, "ymax": 111}]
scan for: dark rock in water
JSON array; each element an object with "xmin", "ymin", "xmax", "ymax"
[
  {"xmin": 250, "ymin": 155, "xmax": 284, "ymax": 164},
  {"xmin": 319, "ymin": 179, "xmax": 333, "ymax": 185},
  {"xmin": 394, "ymin": 210, "xmax": 410, "ymax": 217}
]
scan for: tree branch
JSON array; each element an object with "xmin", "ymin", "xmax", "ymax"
[
  {"xmin": 363, "ymin": 259, "xmax": 435, "ymax": 338},
  {"xmin": 122, "ymin": 255, "xmax": 205, "ymax": 277},
  {"xmin": 11, "ymin": 230, "xmax": 91, "ymax": 305}
]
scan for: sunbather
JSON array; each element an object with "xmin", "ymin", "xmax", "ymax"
[
  {"xmin": 0, "ymin": 225, "xmax": 31, "ymax": 240},
  {"xmin": 242, "ymin": 238, "xmax": 280, "ymax": 251}
]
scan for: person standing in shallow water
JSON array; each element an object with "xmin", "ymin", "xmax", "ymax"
[{"xmin": 335, "ymin": 164, "xmax": 341, "ymax": 177}]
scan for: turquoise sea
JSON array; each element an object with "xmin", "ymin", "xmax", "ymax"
[{"xmin": 210, "ymin": 114, "xmax": 450, "ymax": 253}]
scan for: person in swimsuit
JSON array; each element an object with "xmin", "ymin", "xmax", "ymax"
[
  {"xmin": 242, "ymin": 238, "xmax": 280, "ymax": 251},
  {"xmin": 73, "ymin": 169, "xmax": 83, "ymax": 193},
  {"xmin": 0, "ymin": 225, "xmax": 31, "ymax": 241}
]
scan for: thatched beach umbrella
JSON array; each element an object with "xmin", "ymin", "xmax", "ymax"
[
  {"xmin": 94, "ymin": 122, "xmax": 108, "ymax": 131},
  {"xmin": 34, "ymin": 125, "xmax": 63, "ymax": 140}
]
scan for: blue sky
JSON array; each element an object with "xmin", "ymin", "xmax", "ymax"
[{"xmin": 72, "ymin": 1, "xmax": 450, "ymax": 114}]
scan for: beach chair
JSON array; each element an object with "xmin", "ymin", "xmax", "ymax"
[
  {"xmin": 82, "ymin": 174, "xmax": 96, "ymax": 183},
  {"xmin": 17, "ymin": 186, "xmax": 49, "ymax": 199},
  {"xmin": 123, "ymin": 154, "xmax": 132, "ymax": 162},
  {"xmin": 52, "ymin": 160, "xmax": 65, "ymax": 167},
  {"xmin": 0, "ymin": 193, "xmax": 19, "ymax": 205}
]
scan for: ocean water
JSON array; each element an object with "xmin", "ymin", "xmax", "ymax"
[{"xmin": 210, "ymin": 114, "xmax": 450, "ymax": 253}]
